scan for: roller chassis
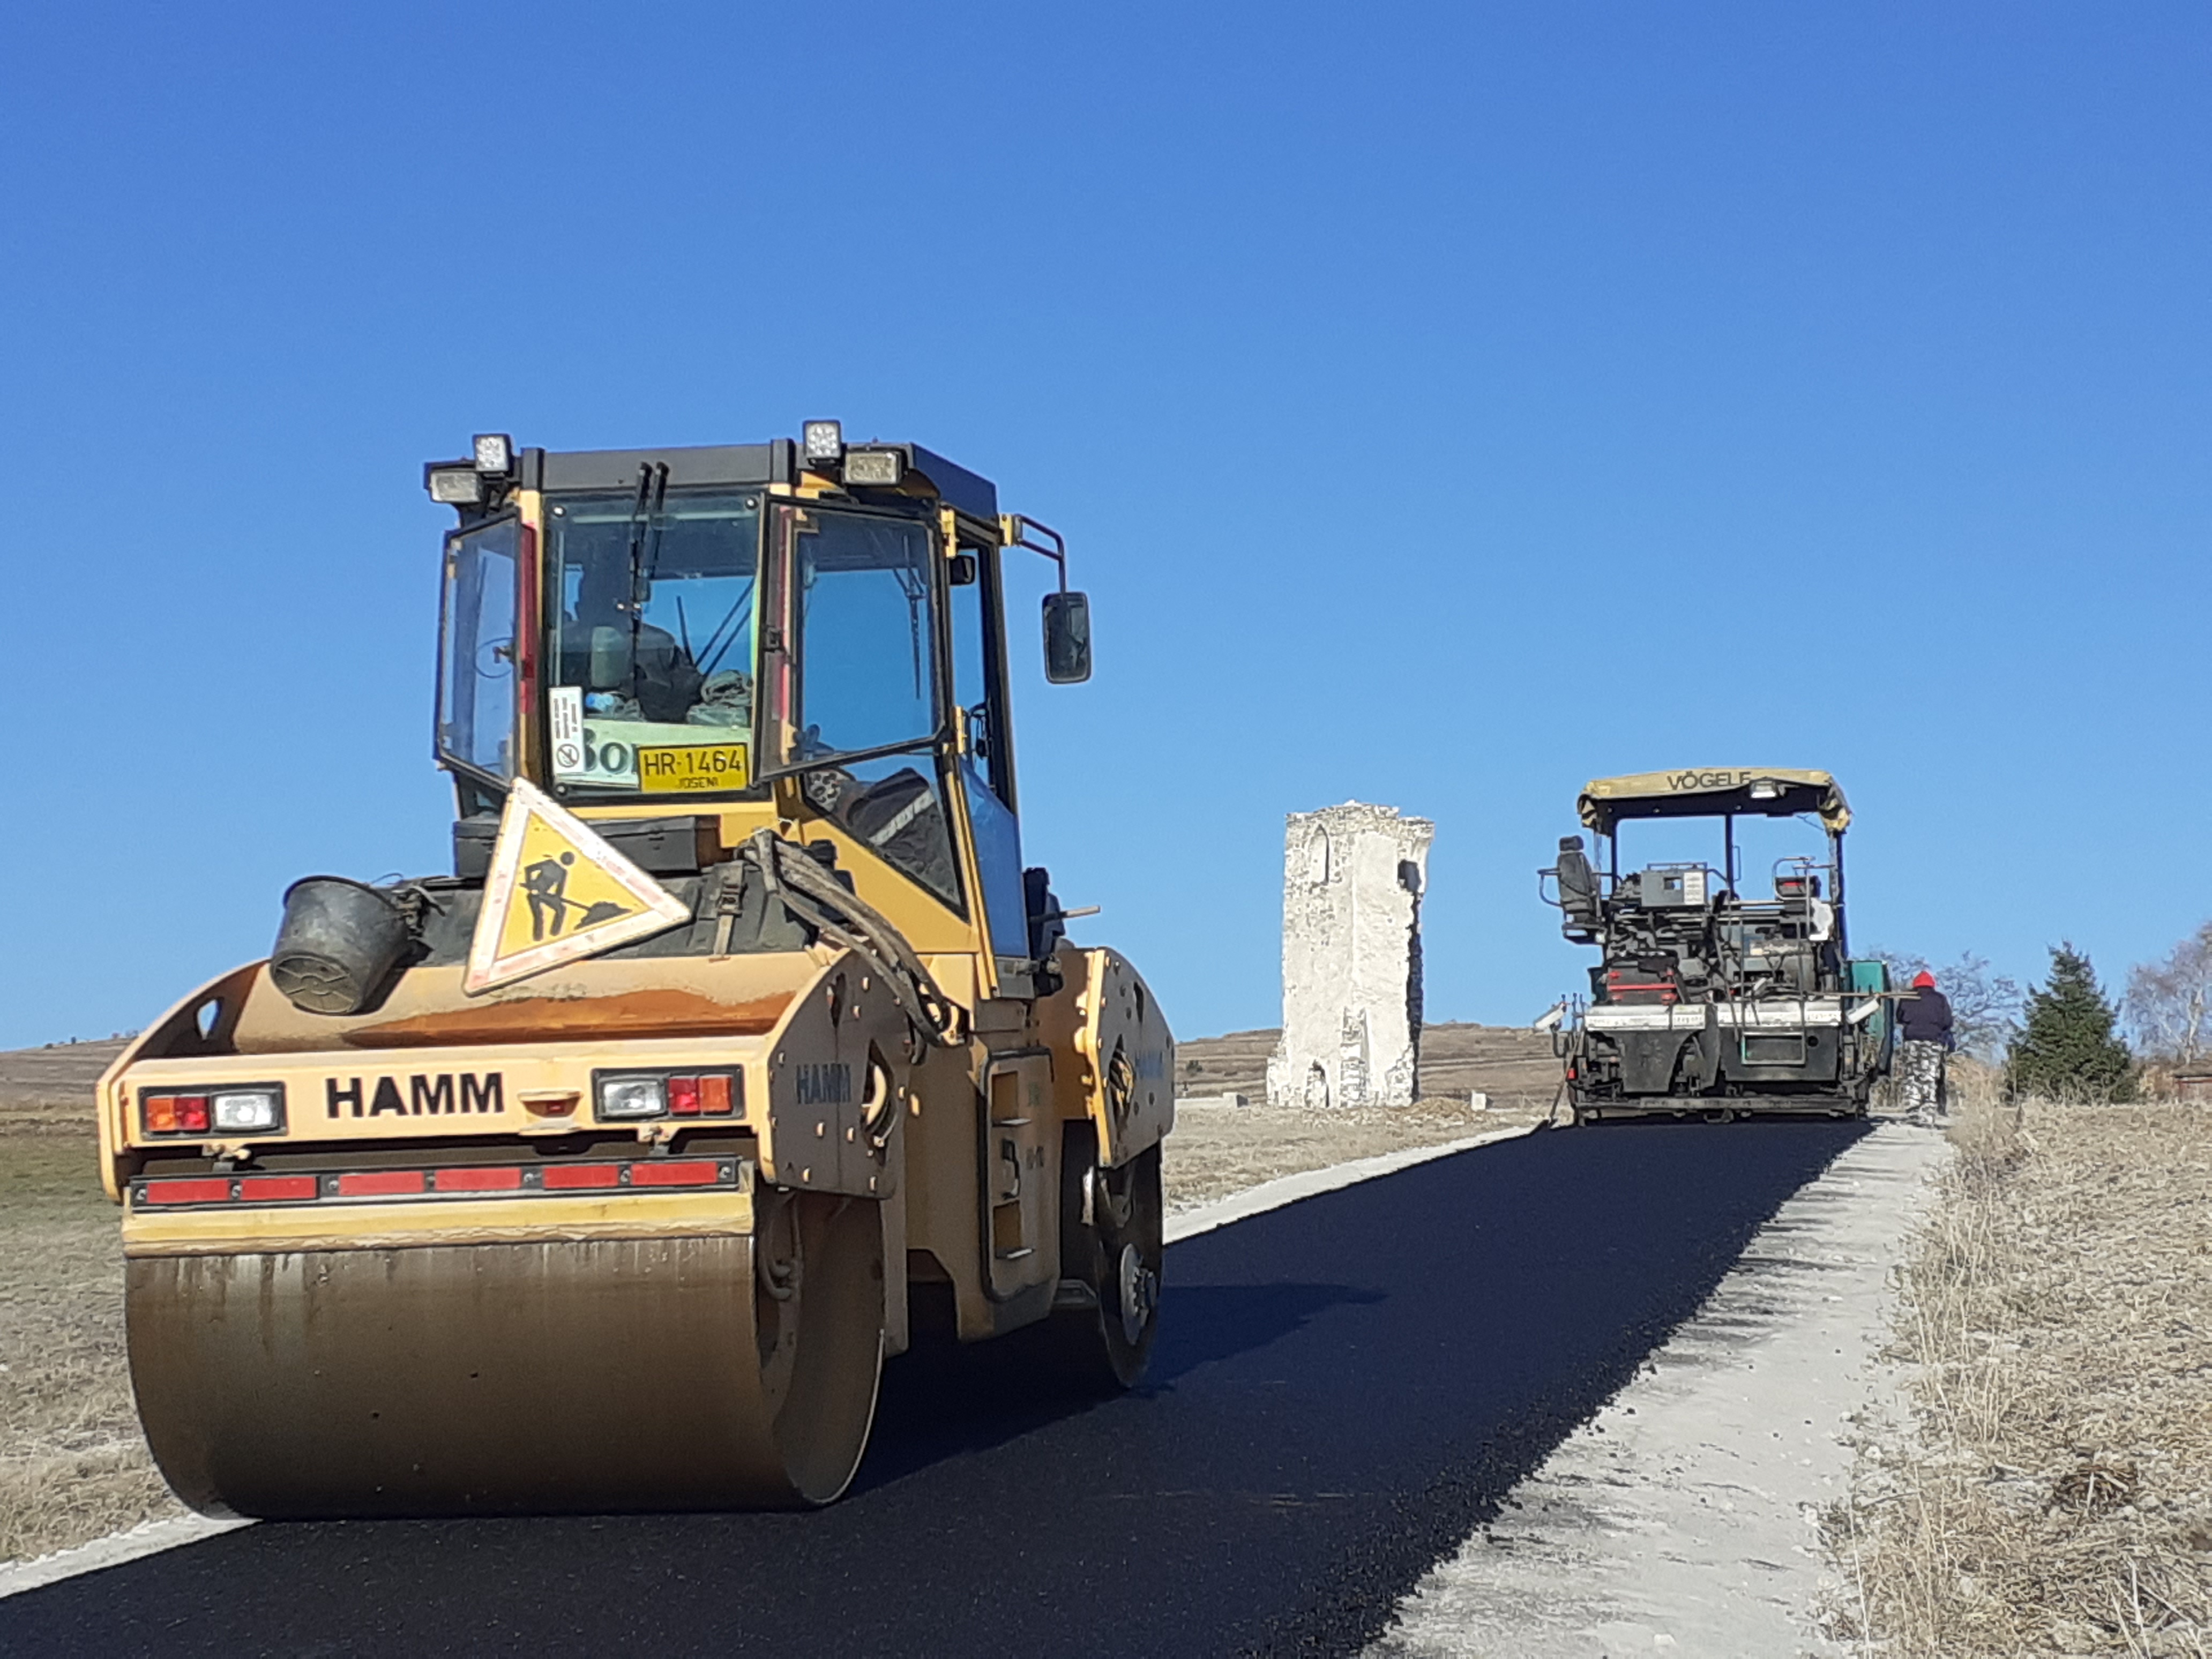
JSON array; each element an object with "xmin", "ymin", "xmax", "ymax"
[
  {"xmin": 104, "ymin": 884, "xmax": 1173, "ymax": 1515},
  {"xmin": 100, "ymin": 429, "xmax": 1175, "ymax": 1517}
]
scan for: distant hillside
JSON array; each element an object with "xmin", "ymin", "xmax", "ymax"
[
  {"xmin": 1177, "ymin": 1022, "xmax": 1559, "ymax": 1109},
  {"xmin": 0, "ymin": 1038, "xmax": 129, "ymax": 1134}
]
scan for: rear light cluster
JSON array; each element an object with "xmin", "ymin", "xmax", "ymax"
[
  {"xmin": 594, "ymin": 1069, "xmax": 741, "ymax": 1123},
  {"xmin": 141, "ymin": 1087, "xmax": 285, "ymax": 1137},
  {"xmin": 130, "ymin": 1158, "xmax": 743, "ymax": 1209}
]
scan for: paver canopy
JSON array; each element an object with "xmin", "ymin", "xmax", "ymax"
[{"xmin": 1578, "ymin": 769, "xmax": 1851, "ymax": 835}]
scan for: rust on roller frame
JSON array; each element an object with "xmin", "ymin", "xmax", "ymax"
[
  {"xmin": 225, "ymin": 958, "xmax": 819, "ymax": 1057},
  {"xmin": 345, "ymin": 990, "xmax": 795, "ymax": 1048}
]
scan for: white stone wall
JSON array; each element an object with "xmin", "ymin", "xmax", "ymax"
[{"xmin": 1266, "ymin": 802, "xmax": 1434, "ymax": 1109}]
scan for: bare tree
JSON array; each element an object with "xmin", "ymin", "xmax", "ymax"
[
  {"xmin": 1870, "ymin": 949, "xmax": 2024, "ymax": 1060},
  {"xmin": 2124, "ymin": 922, "xmax": 2212, "ymax": 1064}
]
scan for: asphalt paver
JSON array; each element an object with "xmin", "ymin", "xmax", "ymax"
[{"xmin": 1, "ymin": 1119, "xmax": 1865, "ymax": 1657}]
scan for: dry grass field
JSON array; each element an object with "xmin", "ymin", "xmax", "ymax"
[
  {"xmin": 1165, "ymin": 1094, "xmax": 1545, "ymax": 1210},
  {"xmin": 0, "ymin": 1040, "xmax": 184, "ymax": 1563},
  {"xmin": 1167, "ymin": 1022, "xmax": 1556, "ymax": 1209},
  {"xmin": 1829, "ymin": 1071, "xmax": 2212, "ymax": 1656},
  {"xmin": 0, "ymin": 1025, "xmax": 1554, "ymax": 1566},
  {"xmin": 1174, "ymin": 1020, "xmax": 1563, "ymax": 1115}
]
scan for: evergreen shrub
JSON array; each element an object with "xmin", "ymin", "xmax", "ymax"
[{"xmin": 2007, "ymin": 943, "xmax": 2136, "ymax": 1102}]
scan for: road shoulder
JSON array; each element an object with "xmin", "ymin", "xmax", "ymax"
[{"xmin": 1372, "ymin": 1122, "xmax": 1946, "ymax": 1658}]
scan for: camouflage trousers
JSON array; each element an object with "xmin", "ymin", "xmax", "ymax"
[{"xmin": 1900, "ymin": 1039, "xmax": 1947, "ymax": 1119}]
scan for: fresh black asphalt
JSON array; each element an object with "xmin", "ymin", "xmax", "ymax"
[{"xmin": 4, "ymin": 1119, "xmax": 1867, "ymax": 1657}]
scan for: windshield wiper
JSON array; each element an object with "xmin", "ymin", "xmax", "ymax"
[{"xmin": 624, "ymin": 462, "xmax": 670, "ymax": 695}]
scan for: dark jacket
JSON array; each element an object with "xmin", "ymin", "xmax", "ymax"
[{"xmin": 1897, "ymin": 987, "xmax": 1954, "ymax": 1045}]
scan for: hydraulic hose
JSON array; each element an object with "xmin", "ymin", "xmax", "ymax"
[{"xmin": 742, "ymin": 828, "xmax": 965, "ymax": 1049}]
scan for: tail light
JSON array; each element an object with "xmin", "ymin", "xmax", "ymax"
[
  {"xmin": 144, "ymin": 1094, "xmax": 211, "ymax": 1135},
  {"xmin": 141, "ymin": 1086, "xmax": 285, "ymax": 1138},
  {"xmin": 593, "ymin": 1069, "xmax": 742, "ymax": 1123}
]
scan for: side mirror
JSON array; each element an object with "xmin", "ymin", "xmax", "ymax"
[{"xmin": 1042, "ymin": 591, "xmax": 1092, "ymax": 684}]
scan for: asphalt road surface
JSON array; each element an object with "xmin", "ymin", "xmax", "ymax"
[{"xmin": 4, "ymin": 1119, "xmax": 1866, "ymax": 1657}]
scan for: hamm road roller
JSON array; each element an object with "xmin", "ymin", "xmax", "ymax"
[
  {"xmin": 97, "ymin": 425, "xmax": 1172, "ymax": 1514},
  {"xmin": 1537, "ymin": 768, "xmax": 1892, "ymax": 1122}
]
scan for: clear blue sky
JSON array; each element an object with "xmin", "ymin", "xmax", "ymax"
[{"xmin": 4, "ymin": 2, "xmax": 2207, "ymax": 1049}]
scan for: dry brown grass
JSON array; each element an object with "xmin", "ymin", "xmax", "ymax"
[
  {"xmin": 1163, "ymin": 1094, "xmax": 1548, "ymax": 1212},
  {"xmin": 1827, "ymin": 1067, "xmax": 2212, "ymax": 1656},
  {"xmin": 0, "ymin": 1134, "xmax": 184, "ymax": 1564},
  {"xmin": 1165, "ymin": 1022, "xmax": 1557, "ymax": 1211}
]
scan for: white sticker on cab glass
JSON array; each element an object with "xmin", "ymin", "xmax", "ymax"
[{"xmin": 549, "ymin": 686, "xmax": 587, "ymax": 779}]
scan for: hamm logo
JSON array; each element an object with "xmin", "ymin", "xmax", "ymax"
[
  {"xmin": 327, "ymin": 1074, "xmax": 505, "ymax": 1118},
  {"xmin": 795, "ymin": 1064, "xmax": 852, "ymax": 1106}
]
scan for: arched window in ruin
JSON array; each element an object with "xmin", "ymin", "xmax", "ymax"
[{"xmin": 1302, "ymin": 1062, "xmax": 1330, "ymax": 1111}]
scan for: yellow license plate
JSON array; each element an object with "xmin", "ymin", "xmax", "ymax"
[{"xmin": 636, "ymin": 743, "xmax": 751, "ymax": 793}]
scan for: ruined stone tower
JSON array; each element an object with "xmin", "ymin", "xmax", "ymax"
[{"xmin": 1266, "ymin": 802, "xmax": 1433, "ymax": 1109}]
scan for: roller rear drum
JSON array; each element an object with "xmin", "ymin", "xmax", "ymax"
[{"xmin": 126, "ymin": 1194, "xmax": 884, "ymax": 1517}]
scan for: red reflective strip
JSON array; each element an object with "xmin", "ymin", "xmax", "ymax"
[
  {"xmin": 627, "ymin": 1160, "xmax": 722, "ymax": 1189},
  {"xmin": 335, "ymin": 1170, "xmax": 426, "ymax": 1198},
  {"xmin": 433, "ymin": 1166, "xmax": 525, "ymax": 1193},
  {"xmin": 541, "ymin": 1164, "xmax": 622, "ymax": 1191},
  {"xmin": 144, "ymin": 1177, "xmax": 233, "ymax": 1205},
  {"xmin": 238, "ymin": 1175, "xmax": 319, "ymax": 1202}
]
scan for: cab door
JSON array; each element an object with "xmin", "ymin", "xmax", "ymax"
[
  {"xmin": 947, "ymin": 537, "xmax": 1031, "ymax": 965},
  {"xmin": 950, "ymin": 535, "xmax": 1056, "ymax": 1296}
]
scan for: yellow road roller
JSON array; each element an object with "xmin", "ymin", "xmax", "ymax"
[{"xmin": 96, "ymin": 425, "xmax": 1174, "ymax": 1515}]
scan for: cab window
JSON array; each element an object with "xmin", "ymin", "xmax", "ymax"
[
  {"xmin": 789, "ymin": 506, "xmax": 939, "ymax": 759},
  {"xmin": 543, "ymin": 489, "xmax": 761, "ymax": 798},
  {"xmin": 774, "ymin": 503, "xmax": 961, "ymax": 907},
  {"xmin": 436, "ymin": 516, "xmax": 520, "ymax": 782}
]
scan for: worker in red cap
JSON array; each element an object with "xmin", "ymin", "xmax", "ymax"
[{"xmin": 1895, "ymin": 970, "xmax": 1955, "ymax": 1125}]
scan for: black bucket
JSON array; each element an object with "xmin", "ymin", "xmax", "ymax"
[{"xmin": 270, "ymin": 877, "xmax": 415, "ymax": 1015}]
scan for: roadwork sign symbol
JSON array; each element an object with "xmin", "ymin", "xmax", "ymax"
[{"xmin": 465, "ymin": 779, "xmax": 692, "ymax": 994}]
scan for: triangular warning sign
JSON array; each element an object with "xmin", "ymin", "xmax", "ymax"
[{"xmin": 464, "ymin": 779, "xmax": 693, "ymax": 995}]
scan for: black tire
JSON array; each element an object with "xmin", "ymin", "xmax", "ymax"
[{"xmin": 1042, "ymin": 1126, "xmax": 1162, "ymax": 1394}]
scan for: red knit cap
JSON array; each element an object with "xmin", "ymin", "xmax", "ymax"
[{"xmin": 1912, "ymin": 970, "xmax": 1936, "ymax": 989}]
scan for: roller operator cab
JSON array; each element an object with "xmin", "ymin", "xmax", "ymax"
[
  {"xmin": 97, "ymin": 426, "xmax": 1173, "ymax": 1516},
  {"xmin": 1538, "ymin": 769, "xmax": 1893, "ymax": 1124}
]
